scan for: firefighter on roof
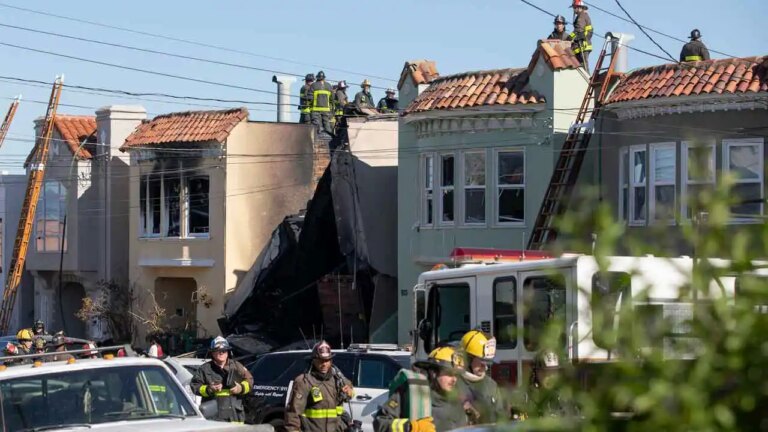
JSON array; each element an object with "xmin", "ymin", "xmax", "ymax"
[
  {"xmin": 285, "ymin": 340, "xmax": 355, "ymax": 432},
  {"xmin": 456, "ymin": 330, "xmax": 508, "ymax": 424},
  {"xmin": 299, "ymin": 73, "xmax": 315, "ymax": 124},
  {"xmin": 374, "ymin": 346, "xmax": 469, "ymax": 432},
  {"xmin": 680, "ymin": 29, "xmax": 710, "ymax": 62},
  {"xmin": 568, "ymin": 0, "xmax": 593, "ymax": 68},
  {"xmin": 354, "ymin": 80, "xmax": 375, "ymax": 110},
  {"xmin": 310, "ymin": 71, "xmax": 335, "ymax": 138},
  {"xmin": 548, "ymin": 15, "xmax": 569, "ymax": 41},
  {"xmin": 377, "ymin": 89, "xmax": 399, "ymax": 114}
]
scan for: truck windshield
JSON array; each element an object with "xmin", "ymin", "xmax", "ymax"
[{"xmin": 0, "ymin": 365, "xmax": 196, "ymax": 431}]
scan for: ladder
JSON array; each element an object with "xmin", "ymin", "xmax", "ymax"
[
  {"xmin": 0, "ymin": 96, "xmax": 21, "ymax": 151},
  {"xmin": 528, "ymin": 36, "xmax": 621, "ymax": 250},
  {"xmin": 0, "ymin": 78, "xmax": 64, "ymax": 334}
]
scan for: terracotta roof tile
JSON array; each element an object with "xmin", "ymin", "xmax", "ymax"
[
  {"xmin": 404, "ymin": 67, "xmax": 543, "ymax": 115},
  {"xmin": 121, "ymin": 108, "xmax": 247, "ymax": 150},
  {"xmin": 53, "ymin": 115, "xmax": 96, "ymax": 160},
  {"xmin": 527, "ymin": 40, "xmax": 582, "ymax": 74},
  {"xmin": 608, "ymin": 56, "xmax": 768, "ymax": 104},
  {"xmin": 398, "ymin": 60, "xmax": 440, "ymax": 90}
]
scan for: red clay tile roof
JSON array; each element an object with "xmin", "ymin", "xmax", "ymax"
[
  {"xmin": 122, "ymin": 108, "xmax": 248, "ymax": 149},
  {"xmin": 398, "ymin": 60, "xmax": 440, "ymax": 90},
  {"xmin": 54, "ymin": 115, "xmax": 96, "ymax": 160},
  {"xmin": 528, "ymin": 40, "xmax": 581, "ymax": 73},
  {"xmin": 404, "ymin": 68, "xmax": 543, "ymax": 114},
  {"xmin": 606, "ymin": 56, "xmax": 768, "ymax": 104}
]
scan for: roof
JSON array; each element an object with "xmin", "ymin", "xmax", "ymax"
[
  {"xmin": 528, "ymin": 39, "xmax": 582, "ymax": 73},
  {"xmin": 121, "ymin": 107, "xmax": 248, "ymax": 150},
  {"xmin": 606, "ymin": 55, "xmax": 768, "ymax": 104},
  {"xmin": 404, "ymin": 68, "xmax": 544, "ymax": 114},
  {"xmin": 398, "ymin": 60, "xmax": 440, "ymax": 90},
  {"xmin": 24, "ymin": 115, "xmax": 97, "ymax": 167}
]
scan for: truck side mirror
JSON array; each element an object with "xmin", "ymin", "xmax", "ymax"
[{"xmin": 418, "ymin": 319, "xmax": 433, "ymax": 353}]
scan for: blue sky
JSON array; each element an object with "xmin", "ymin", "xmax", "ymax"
[{"xmin": 0, "ymin": 0, "xmax": 764, "ymax": 173}]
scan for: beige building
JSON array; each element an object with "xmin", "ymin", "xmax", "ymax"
[{"xmin": 121, "ymin": 108, "xmax": 325, "ymax": 339}]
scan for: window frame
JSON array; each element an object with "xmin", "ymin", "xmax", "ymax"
[
  {"xmin": 139, "ymin": 163, "xmax": 210, "ymax": 239},
  {"xmin": 185, "ymin": 175, "xmax": 210, "ymax": 238},
  {"xmin": 461, "ymin": 150, "xmax": 487, "ymax": 226},
  {"xmin": 723, "ymin": 138, "xmax": 764, "ymax": 223},
  {"xmin": 649, "ymin": 142, "xmax": 677, "ymax": 225},
  {"xmin": 420, "ymin": 153, "xmax": 435, "ymax": 228},
  {"xmin": 35, "ymin": 180, "xmax": 68, "ymax": 253},
  {"xmin": 493, "ymin": 148, "xmax": 526, "ymax": 227},
  {"xmin": 492, "ymin": 276, "xmax": 518, "ymax": 349},
  {"xmin": 439, "ymin": 153, "xmax": 456, "ymax": 226},
  {"xmin": 680, "ymin": 141, "xmax": 716, "ymax": 221},
  {"xmin": 619, "ymin": 148, "xmax": 629, "ymax": 222},
  {"xmin": 628, "ymin": 145, "xmax": 648, "ymax": 226}
]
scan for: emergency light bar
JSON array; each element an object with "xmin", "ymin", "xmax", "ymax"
[{"xmin": 449, "ymin": 248, "xmax": 552, "ymax": 263}]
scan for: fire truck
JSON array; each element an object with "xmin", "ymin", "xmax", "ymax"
[{"xmin": 411, "ymin": 248, "xmax": 764, "ymax": 386}]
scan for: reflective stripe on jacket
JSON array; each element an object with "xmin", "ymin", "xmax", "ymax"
[
  {"xmin": 568, "ymin": 11, "xmax": 593, "ymax": 54},
  {"xmin": 190, "ymin": 359, "xmax": 253, "ymax": 423},
  {"xmin": 285, "ymin": 370, "xmax": 352, "ymax": 432},
  {"xmin": 680, "ymin": 40, "xmax": 711, "ymax": 62},
  {"xmin": 300, "ymin": 84, "xmax": 313, "ymax": 113},
  {"xmin": 310, "ymin": 81, "xmax": 334, "ymax": 112}
]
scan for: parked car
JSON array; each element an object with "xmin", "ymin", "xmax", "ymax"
[{"xmin": 242, "ymin": 344, "xmax": 411, "ymax": 432}]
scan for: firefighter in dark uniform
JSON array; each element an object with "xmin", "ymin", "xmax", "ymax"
[
  {"xmin": 32, "ymin": 319, "xmax": 48, "ymax": 336},
  {"xmin": 524, "ymin": 350, "xmax": 579, "ymax": 418},
  {"xmin": 191, "ymin": 336, "xmax": 254, "ymax": 423},
  {"xmin": 354, "ymin": 80, "xmax": 375, "ymax": 110},
  {"xmin": 285, "ymin": 340, "xmax": 355, "ymax": 432},
  {"xmin": 568, "ymin": 0, "xmax": 593, "ymax": 68},
  {"xmin": 299, "ymin": 73, "xmax": 315, "ymax": 124},
  {"xmin": 334, "ymin": 80, "xmax": 349, "ymax": 118},
  {"xmin": 374, "ymin": 346, "xmax": 468, "ymax": 432},
  {"xmin": 310, "ymin": 71, "xmax": 335, "ymax": 137},
  {"xmin": 456, "ymin": 330, "xmax": 508, "ymax": 424},
  {"xmin": 680, "ymin": 29, "xmax": 711, "ymax": 62},
  {"xmin": 377, "ymin": 89, "xmax": 399, "ymax": 114},
  {"xmin": 3, "ymin": 329, "xmax": 35, "ymax": 365},
  {"xmin": 548, "ymin": 15, "xmax": 569, "ymax": 41}
]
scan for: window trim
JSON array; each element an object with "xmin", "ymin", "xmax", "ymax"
[
  {"xmin": 35, "ymin": 180, "xmax": 68, "ymax": 253},
  {"xmin": 439, "ymin": 153, "xmax": 456, "ymax": 226},
  {"xmin": 723, "ymin": 138, "xmax": 764, "ymax": 223},
  {"xmin": 619, "ymin": 148, "xmax": 629, "ymax": 222},
  {"xmin": 139, "ymin": 164, "xmax": 210, "ymax": 239},
  {"xmin": 461, "ymin": 150, "xmax": 487, "ymax": 227},
  {"xmin": 628, "ymin": 145, "xmax": 647, "ymax": 226},
  {"xmin": 184, "ymin": 175, "xmax": 211, "ymax": 238},
  {"xmin": 680, "ymin": 141, "xmax": 716, "ymax": 221},
  {"xmin": 420, "ymin": 153, "xmax": 435, "ymax": 228},
  {"xmin": 649, "ymin": 142, "xmax": 677, "ymax": 225},
  {"xmin": 492, "ymin": 276, "xmax": 518, "ymax": 349},
  {"xmin": 493, "ymin": 148, "xmax": 526, "ymax": 227}
]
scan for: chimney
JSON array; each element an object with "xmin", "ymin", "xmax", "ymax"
[
  {"xmin": 606, "ymin": 32, "xmax": 635, "ymax": 73},
  {"xmin": 272, "ymin": 75, "xmax": 296, "ymax": 123}
]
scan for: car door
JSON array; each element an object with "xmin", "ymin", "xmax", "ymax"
[{"xmin": 349, "ymin": 354, "xmax": 403, "ymax": 432}]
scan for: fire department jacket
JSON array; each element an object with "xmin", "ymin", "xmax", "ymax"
[
  {"xmin": 377, "ymin": 97, "xmax": 399, "ymax": 114},
  {"xmin": 547, "ymin": 29, "xmax": 569, "ymax": 41},
  {"xmin": 300, "ymin": 84, "xmax": 313, "ymax": 113},
  {"xmin": 568, "ymin": 11, "xmax": 593, "ymax": 54},
  {"xmin": 190, "ymin": 359, "xmax": 254, "ymax": 423},
  {"xmin": 680, "ymin": 40, "xmax": 711, "ymax": 62},
  {"xmin": 310, "ymin": 81, "xmax": 335, "ymax": 112},
  {"xmin": 354, "ymin": 91, "xmax": 375, "ymax": 109},
  {"xmin": 457, "ymin": 373, "xmax": 508, "ymax": 424},
  {"xmin": 285, "ymin": 368, "xmax": 353, "ymax": 432},
  {"xmin": 374, "ymin": 389, "xmax": 468, "ymax": 432},
  {"xmin": 334, "ymin": 89, "xmax": 348, "ymax": 115}
]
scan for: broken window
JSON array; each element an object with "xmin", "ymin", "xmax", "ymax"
[
  {"xmin": 441, "ymin": 154, "xmax": 455, "ymax": 223},
  {"xmin": 650, "ymin": 143, "xmax": 676, "ymax": 223},
  {"xmin": 724, "ymin": 138, "xmax": 764, "ymax": 220},
  {"xmin": 187, "ymin": 176, "xmax": 209, "ymax": 236},
  {"xmin": 682, "ymin": 142, "xmax": 715, "ymax": 220},
  {"xmin": 496, "ymin": 150, "xmax": 524, "ymax": 224},
  {"xmin": 140, "ymin": 164, "xmax": 209, "ymax": 238},
  {"xmin": 464, "ymin": 152, "xmax": 486, "ymax": 224},
  {"xmin": 165, "ymin": 173, "xmax": 181, "ymax": 237},
  {"xmin": 422, "ymin": 154, "xmax": 434, "ymax": 226},
  {"xmin": 630, "ymin": 146, "xmax": 647, "ymax": 225}
]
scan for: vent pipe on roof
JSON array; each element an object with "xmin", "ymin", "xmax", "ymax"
[
  {"xmin": 272, "ymin": 75, "xmax": 296, "ymax": 123},
  {"xmin": 606, "ymin": 32, "xmax": 635, "ymax": 73}
]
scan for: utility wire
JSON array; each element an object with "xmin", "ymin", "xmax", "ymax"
[
  {"xmin": 0, "ymin": 1, "xmax": 396, "ymax": 83},
  {"xmin": 612, "ymin": 0, "xmax": 678, "ymax": 63}
]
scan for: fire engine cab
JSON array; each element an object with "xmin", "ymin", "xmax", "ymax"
[{"xmin": 411, "ymin": 249, "xmax": 763, "ymax": 387}]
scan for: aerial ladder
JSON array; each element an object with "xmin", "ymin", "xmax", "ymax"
[
  {"xmin": 0, "ymin": 96, "xmax": 21, "ymax": 151},
  {"xmin": 528, "ymin": 35, "xmax": 623, "ymax": 250},
  {"xmin": 0, "ymin": 77, "xmax": 64, "ymax": 334}
]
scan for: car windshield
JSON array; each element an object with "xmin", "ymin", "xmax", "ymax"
[{"xmin": 0, "ymin": 365, "xmax": 197, "ymax": 431}]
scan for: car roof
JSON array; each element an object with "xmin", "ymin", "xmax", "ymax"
[{"xmin": 0, "ymin": 356, "xmax": 170, "ymax": 379}]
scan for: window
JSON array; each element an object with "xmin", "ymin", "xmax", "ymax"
[
  {"xmin": 426, "ymin": 283, "xmax": 470, "ymax": 346},
  {"xmin": 650, "ymin": 143, "xmax": 676, "ymax": 223},
  {"xmin": 463, "ymin": 152, "xmax": 486, "ymax": 224},
  {"xmin": 681, "ymin": 142, "xmax": 715, "ymax": 220},
  {"xmin": 629, "ymin": 146, "xmax": 647, "ymax": 225},
  {"xmin": 496, "ymin": 150, "xmax": 525, "ymax": 224},
  {"xmin": 422, "ymin": 155, "xmax": 434, "ymax": 226},
  {"xmin": 619, "ymin": 149, "xmax": 629, "ymax": 221},
  {"xmin": 523, "ymin": 275, "xmax": 566, "ymax": 351},
  {"xmin": 139, "ymin": 167, "xmax": 210, "ymax": 238},
  {"xmin": 357, "ymin": 357, "xmax": 401, "ymax": 389},
  {"xmin": 35, "ymin": 181, "xmax": 67, "ymax": 252},
  {"xmin": 493, "ymin": 277, "xmax": 517, "ymax": 348},
  {"xmin": 591, "ymin": 272, "xmax": 631, "ymax": 349},
  {"xmin": 724, "ymin": 138, "xmax": 764, "ymax": 220},
  {"xmin": 440, "ymin": 154, "xmax": 455, "ymax": 224}
]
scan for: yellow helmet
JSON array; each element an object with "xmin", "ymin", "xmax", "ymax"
[
  {"xmin": 415, "ymin": 346, "xmax": 465, "ymax": 372},
  {"xmin": 361, "ymin": 79, "xmax": 372, "ymax": 87},
  {"xmin": 461, "ymin": 330, "xmax": 497, "ymax": 361},
  {"xmin": 16, "ymin": 328, "xmax": 34, "ymax": 341}
]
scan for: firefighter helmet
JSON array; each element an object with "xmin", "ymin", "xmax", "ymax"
[
  {"xmin": 415, "ymin": 346, "xmax": 465, "ymax": 373},
  {"xmin": 554, "ymin": 14, "xmax": 566, "ymax": 24},
  {"xmin": 33, "ymin": 320, "xmax": 45, "ymax": 334},
  {"xmin": 305, "ymin": 73, "xmax": 315, "ymax": 82},
  {"xmin": 81, "ymin": 342, "xmax": 98, "ymax": 358},
  {"xmin": 569, "ymin": 0, "xmax": 587, "ymax": 9},
  {"xmin": 16, "ymin": 329, "xmax": 34, "ymax": 341},
  {"xmin": 460, "ymin": 330, "xmax": 497, "ymax": 362},
  {"xmin": 689, "ymin": 29, "xmax": 701, "ymax": 40},
  {"xmin": 338, "ymin": 80, "xmax": 348, "ymax": 89},
  {"xmin": 210, "ymin": 336, "xmax": 231, "ymax": 352},
  {"xmin": 361, "ymin": 79, "xmax": 372, "ymax": 88},
  {"xmin": 312, "ymin": 340, "xmax": 335, "ymax": 360},
  {"xmin": 537, "ymin": 350, "xmax": 561, "ymax": 369},
  {"xmin": 316, "ymin": 71, "xmax": 326, "ymax": 80},
  {"xmin": 33, "ymin": 337, "xmax": 46, "ymax": 350},
  {"xmin": 52, "ymin": 333, "xmax": 67, "ymax": 347},
  {"xmin": 386, "ymin": 88, "xmax": 396, "ymax": 95}
]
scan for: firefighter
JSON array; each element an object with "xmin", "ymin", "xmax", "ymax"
[
  {"xmin": 377, "ymin": 89, "xmax": 399, "ymax": 114},
  {"xmin": 80, "ymin": 342, "xmax": 100, "ymax": 359},
  {"xmin": 51, "ymin": 333, "xmax": 74, "ymax": 362},
  {"xmin": 3, "ymin": 329, "xmax": 35, "ymax": 364},
  {"xmin": 548, "ymin": 15, "xmax": 569, "ymax": 41},
  {"xmin": 334, "ymin": 80, "xmax": 349, "ymax": 117},
  {"xmin": 457, "ymin": 330, "xmax": 507, "ymax": 424},
  {"xmin": 374, "ymin": 346, "xmax": 469, "ymax": 432},
  {"xmin": 32, "ymin": 319, "xmax": 47, "ymax": 336},
  {"xmin": 191, "ymin": 336, "xmax": 253, "ymax": 423},
  {"xmin": 680, "ymin": 29, "xmax": 711, "ymax": 62},
  {"xmin": 525, "ymin": 350, "xmax": 578, "ymax": 418},
  {"xmin": 285, "ymin": 340, "xmax": 355, "ymax": 432},
  {"xmin": 299, "ymin": 73, "xmax": 315, "ymax": 124},
  {"xmin": 568, "ymin": 0, "xmax": 593, "ymax": 68},
  {"xmin": 354, "ymin": 80, "xmax": 375, "ymax": 110},
  {"xmin": 310, "ymin": 71, "xmax": 335, "ymax": 138}
]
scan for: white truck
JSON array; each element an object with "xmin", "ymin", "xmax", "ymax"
[{"xmin": 0, "ymin": 346, "xmax": 268, "ymax": 431}]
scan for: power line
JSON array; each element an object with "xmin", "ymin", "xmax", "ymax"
[
  {"xmin": 612, "ymin": 0, "xmax": 677, "ymax": 63},
  {"xmin": 0, "ymin": 1, "xmax": 396, "ymax": 83}
]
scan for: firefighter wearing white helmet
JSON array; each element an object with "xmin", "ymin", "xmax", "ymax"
[
  {"xmin": 191, "ymin": 336, "xmax": 254, "ymax": 423},
  {"xmin": 456, "ymin": 330, "xmax": 508, "ymax": 424},
  {"xmin": 525, "ymin": 350, "xmax": 578, "ymax": 418},
  {"xmin": 374, "ymin": 346, "xmax": 469, "ymax": 432}
]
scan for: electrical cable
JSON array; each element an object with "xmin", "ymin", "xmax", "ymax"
[{"xmin": 612, "ymin": 0, "xmax": 678, "ymax": 63}]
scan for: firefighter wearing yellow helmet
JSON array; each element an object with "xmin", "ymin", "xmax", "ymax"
[
  {"xmin": 456, "ymin": 330, "xmax": 508, "ymax": 424},
  {"xmin": 374, "ymin": 346, "xmax": 469, "ymax": 432},
  {"xmin": 3, "ymin": 329, "xmax": 35, "ymax": 364}
]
